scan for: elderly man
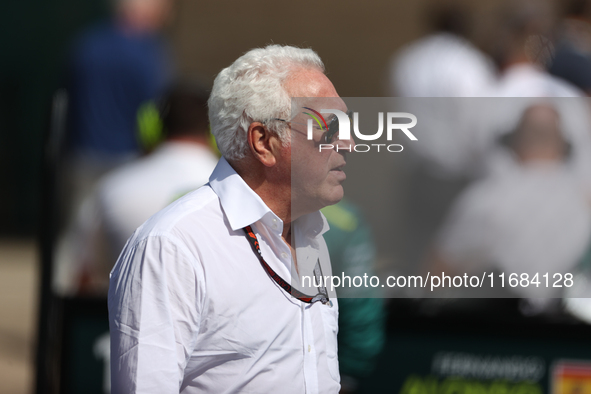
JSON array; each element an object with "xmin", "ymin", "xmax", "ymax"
[{"xmin": 108, "ymin": 45, "xmax": 353, "ymax": 393}]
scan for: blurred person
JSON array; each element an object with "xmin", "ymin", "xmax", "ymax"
[
  {"xmin": 67, "ymin": 0, "xmax": 173, "ymax": 159},
  {"xmin": 390, "ymin": 0, "xmax": 591, "ymax": 282},
  {"xmin": 430, "ymin": 104, "xmax": 591, "ymax": 303},
  {"xmin": 63, "ymin": 0, "xmax": 174, "ymax": 221},
  {"xmin": 386, "ymin": 2, "xmax": 498, "ymax": 275},
  {"xmin": 387, "ymin": 1, "xmax": 496, "ymax": 178},
  {"xmin": 388, "ymin": 1, "xmax": 495, "ymax": 98},
  {"xmin": 74, "ymin": 83, "xmax": 218, "ymax": 294},
  {"xmin": 53, "ymin": 0, "xmax": 174, "ymax": 294},
  {"xmin": 321, "ymin": 198, "xmax": 386, "ymax": 394},
  {"xmin": 462, "ymin": 0, "xmax": 591, "ymax": 198},
  {"xmin": 109, "ymin": 45, "xmax": 355, "ymax": 393},
  {"xmin": 471, "ymin": 1, "xmax": 591, "ymax": 183},
  {"xmin": 548, "ymin": 0, "xmax": 591, "ymax": 95},
  {"xmin": 488, "ymin": 0, "xmax": 583, "ymax": 97}
]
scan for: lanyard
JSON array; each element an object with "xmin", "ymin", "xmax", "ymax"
[{"xmin": 243, "ymin": 225, "xmax": 330, "ymax": 305}]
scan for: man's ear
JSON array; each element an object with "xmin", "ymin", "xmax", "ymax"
[{"xmin": 247, "ymin": 122, "xmax": 278, "ymax": 167}]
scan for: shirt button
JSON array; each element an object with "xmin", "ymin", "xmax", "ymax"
[
  {"xmin": 308, "ymin": 345, "xmax": 311, "ymax": 353},
  {"xmin": 281, "ymin": 252, "xmax": 288, "ymax": 259}
]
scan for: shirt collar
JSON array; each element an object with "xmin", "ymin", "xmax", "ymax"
[
  {"xmin": 209, "ymin": 157, "xmax": 329, "ymax": 238},
  {"xmin": 209, "ymin": 157, "xmax": 275, "ymax": 232},
  {"xmin": 295, "ymin": 210, "xmax": 330, "ymax": 238}
]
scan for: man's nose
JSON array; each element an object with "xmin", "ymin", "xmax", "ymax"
[{"xmin": 335, "ymin": 135, "xmax": 355, "ymax": 150}]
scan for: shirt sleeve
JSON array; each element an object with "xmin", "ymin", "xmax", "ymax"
[{"xmin": 108, "ymin": 235, "xmax": 203, "ymax": 393}]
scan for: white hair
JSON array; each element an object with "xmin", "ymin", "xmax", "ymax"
[{"xmin": 208, "ymin": 45, "xmax": 325, "ymax": 161}]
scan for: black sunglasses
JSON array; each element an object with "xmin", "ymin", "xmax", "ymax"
[{"xmin": 270, "ymin": 110, "xmax": 353, "ymax": 144}]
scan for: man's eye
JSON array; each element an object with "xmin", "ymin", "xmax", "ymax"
[
  {"xmin": 325, "ymin": 119, "xmax": 339, "ymax": 143},
  {"xmin": 325, "ymin": 129, "xmax": 338, "ymax": 143}
]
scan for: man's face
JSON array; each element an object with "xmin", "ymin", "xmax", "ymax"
[
  {"xmin": 283, "ymin": 69, "xmax": 354, "ymax": 217},
  {"xmin": 120, "ymin": 0, "xmax": 173, "ymax": 32}
]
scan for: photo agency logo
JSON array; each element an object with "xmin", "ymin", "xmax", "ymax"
[{"xmin": 302, "ymin": 107, "xmax": 418, "ymax": 152}]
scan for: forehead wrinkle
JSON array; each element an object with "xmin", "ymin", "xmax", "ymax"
[{"xmin": 284, "ymin": 69, "xmax": 347, "ymax": 124}]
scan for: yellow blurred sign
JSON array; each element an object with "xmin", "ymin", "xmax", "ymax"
[{"xmin": 553, "ymin": 361, "xmax": 591, "ymax": 394}]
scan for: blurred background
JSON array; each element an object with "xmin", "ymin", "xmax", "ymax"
[{"xmin": 5, "ymin": 0, "xmax": 591, "ymax": 392}]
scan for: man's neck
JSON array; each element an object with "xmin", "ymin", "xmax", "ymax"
[
  {"xmin": 231, "ymin": 158, "xmax": 292, "ymax": 220},
  {"xmin": 229, "ymin": 158, "xmax": 302, "ymax": 272},
  {"xmin": 256, "ymin": 184, "xmax": 293, "ymax": 244},
  {"xmin": 282, "ymin": 222, "xmax": 292, "ymax": 247},
  {"xmin": 230, "ymin": 158, "xmax": 295, "ymax": 244},
  {"xmin": 248, "ymin": 173, "xmax": 297, "ymax": 269}
]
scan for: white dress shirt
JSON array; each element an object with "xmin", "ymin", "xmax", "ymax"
[{"xmin": 108, "ymin": 157, "xmax": 340, "ymax": 393}]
